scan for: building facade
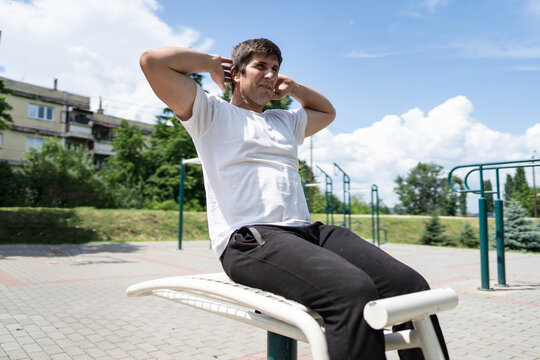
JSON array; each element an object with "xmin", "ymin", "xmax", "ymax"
[{"xmin": 0, "ymin": 76, "xmax": 154, "ymax": 167}]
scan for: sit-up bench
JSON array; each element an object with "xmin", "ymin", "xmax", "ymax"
[{"xmin": 126, "ymin": 273, "xmax": 458, "ymax": 360}]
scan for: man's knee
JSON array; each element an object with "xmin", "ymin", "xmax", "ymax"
[
  {"xmin": 339, "ymin": 278, "xmax": 380, "ymax": 306},
  {"xmin": 393, "ymin": 265, "xmax": 430, "ymax": 294}
]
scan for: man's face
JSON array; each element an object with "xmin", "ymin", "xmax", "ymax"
[{"xmin": 233, "ymin": 53, "xmax": 280, "ymax": 109}]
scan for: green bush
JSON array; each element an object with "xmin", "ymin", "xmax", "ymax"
[
  {"xmin": 458, "ymin": 223, "xmax": 478, "ymax": 248},
  {"xmin": 0, "ymin": 161, "xmax": 28, "ymax": 206},
  {"xmin": 419, "ymin": 213, "xmax": 452, "ymax": 246},
  {"xmin": 146, "ymin": 199, "xmax": 178, "ymax": 211},
  {"xmin": 504, "ymin": 201, "xmax": 540, "ymax": 252},
  {"xmin": 20, "ymin": 140, "xmax": 113, "ymax": 208}
]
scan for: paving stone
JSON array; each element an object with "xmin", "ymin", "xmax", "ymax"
[{"xmin": 0, "ymin": 241, "xmax": 538, "ymax": 359}]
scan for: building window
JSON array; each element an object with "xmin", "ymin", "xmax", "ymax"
[
  {"xmin": 28, "ymin": 104, "xmax": 54, "ymax": 121},
  {"xmin": 26, "ymin": 137, "xmax": 44, "ymax": 152}
]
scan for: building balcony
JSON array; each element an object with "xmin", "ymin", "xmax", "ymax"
[
  {"xmin": 93, "ymin": 141, "xmax": 115, "ymax": 156},
  {"xmin": 65, "ymin": 122, "xmax": 93, "ymax": 140}
]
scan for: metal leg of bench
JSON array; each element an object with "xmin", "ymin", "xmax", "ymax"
[
  {"xmin": 412, "ymin": 315, "xmax": 445, "ymax": 360},
  {"xmin": 267, "ymin": 331, "xmax": 297, "ymax": 360}
]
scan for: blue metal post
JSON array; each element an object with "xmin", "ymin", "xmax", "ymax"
[
  {"xmin": 334, "ymin": 163, "xmax": 351, "ymax": 229},
  {"xmin": 494, "ymin": 199, "xmax": 507, "ymax": 286},
  {"xmin": 478, "ymin": 166, "xmax": 491, "ymax": 290},
  {"xmin": 371, "ymin": 185, "xmax": 380, "ymax": 246},
  {"xmin": 178, "ymin": 159, "xmax": 185, "ymax": 250},
  {"xmin": 267, "ymin": 332, "xmax": 297, "ymax": 360},
  {"xmin": 478, "ymin": 197, "xmax": 490, "ymax": 290},
  {"xmin": 317, "ymin": 166, "xmax": 334, "ymax": 225}
]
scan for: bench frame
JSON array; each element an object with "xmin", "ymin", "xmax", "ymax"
[{"xmin": 126, "ymin": 273, "xmax": 458, "ymax": 360}]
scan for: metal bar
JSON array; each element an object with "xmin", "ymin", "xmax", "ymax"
[
  {"xmin": 448, "ymin": 160, "xmax": 540, "ymax": 194},
  {"xmin": 494, "ymin": 199, "xmax": 507, "ymax": 286},
  {"xmin": 317, "ymin": 166, "xmax": 333, "ymax": 225},
  {"xmin": 333, "ymin": 163, "xmax": 351, "ymax": 229},
  {"xmin": 178, "ymin": 160, "xmax": 185, "ymax": 250},
  {"xmin": 412, "ymin": 316, "xmax": 446, "ymax": 360},
  {"xmin": 478, "ymin": 197, "xmax": 491, "ymax": 290},
  {"xmin": 371, "ymin": 185, "xmax": 380, "ymax": 246},
  {"xmin": 177, "ymin": 157, "xmax": 201, "ymax": 250},
  {"xmin": 267, "ymin": 332, "xmax": 297, "ymax": 360}
]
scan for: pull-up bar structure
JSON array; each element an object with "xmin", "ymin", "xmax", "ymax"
[
  {"xmin": 334, "ymin": 163, "xmax": 351, "ymax": 230},
  {"xmin": 316, "ymin": 165, "xmax": 334, "ymax": 226},
  {"xmin": 448, "ymin": 158, "xmax": 539, "ymax": 290},
  {"xmin": 371, "ymin": 184, "xmax": 381, "ymax": 246},
  {"xmin": 178, "ymin": 157, "xmax": 202, "ymax": 250}
]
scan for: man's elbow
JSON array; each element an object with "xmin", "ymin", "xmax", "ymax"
[
  {"xmin": 327, "ymin": 106, "xmax": 337, "ymax": 124},
  {"xmin": 139, "ymin": 50, "xmax": 155, "ymax": 71}
]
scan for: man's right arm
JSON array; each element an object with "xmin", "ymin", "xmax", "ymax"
[{"xmin": 139, "ymin": 47, "xmax": 231, "ymax": 120}]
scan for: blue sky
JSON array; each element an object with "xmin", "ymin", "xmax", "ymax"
[
  {"xmin": 1, "ymin": 0, "xmax": 538, "ymax": 207},
  {"xmin": 156, "ymin": 0, "xmax": 540, "ymax": 136}
]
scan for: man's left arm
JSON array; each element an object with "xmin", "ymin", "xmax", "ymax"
[{"xmin": 272, "ymin": 75, "xmax": 336, "ymax": 137}]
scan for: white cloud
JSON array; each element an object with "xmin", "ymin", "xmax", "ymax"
[
  {"xmin": 345, "ymin": 50, "xmax": 415, "ymax": 59},
  {"xmin": 299, "ymin": 96, "xmax": 538, "ymax": 207},
  {"xmin": 0, "ymin": 0, "xmax": 214, "ymax": 123},
  {"xmin": 528, "ymin": 0, "xmax": 540, "ymax": 16},
  {"xmin": 420, "ymin": 0, "xmax": 449, "ymax": 13},
  {"xmin": 455, "ymin": 40, "xmax": 540, "ymax": 60}
]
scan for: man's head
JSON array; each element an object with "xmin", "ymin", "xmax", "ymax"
[{"xmin": 230, "ymin": 38, "xmax": 282, "ymax": 94}]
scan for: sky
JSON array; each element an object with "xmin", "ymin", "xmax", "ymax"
[{"xmin": 1, "ymin": 0, "xmax": 539, "ymax": 209}]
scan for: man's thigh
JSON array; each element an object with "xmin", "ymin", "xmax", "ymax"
[
  {"xmin": 318, "ymin": 224, "xmax": 430, "ymax": 297},
  {"xmin": 220, "ymin": 225, "xmax": 380, "ymax": 311}
]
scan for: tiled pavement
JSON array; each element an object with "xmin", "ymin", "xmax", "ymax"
[{"xmin": 0, "ymin": 240, "xmax": 539, "ymax": 359}]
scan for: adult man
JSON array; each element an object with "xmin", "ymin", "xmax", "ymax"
[{"xmin": 140, "ymin": 38, "xmax": 448, "ymax": 360}]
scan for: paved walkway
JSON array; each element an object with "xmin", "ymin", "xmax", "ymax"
[{"xmin": 1, "ymin": 240, "xmax": 539, "ymax": 359}]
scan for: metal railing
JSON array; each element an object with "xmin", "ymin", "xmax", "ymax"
[{"xmin": 448, "ymin": 158, "xmax": 539, "ymax": 290}]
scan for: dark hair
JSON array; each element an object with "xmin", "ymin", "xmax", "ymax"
[{"xmin": 230, "ymin": 38, "xmax": 282, "ymax": 93}]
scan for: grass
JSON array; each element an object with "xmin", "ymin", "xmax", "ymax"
[
  {"xmin": 0, "ymin": 207, "xmax": 206, "ymax": 244},
  {"xmin": 311, "ymin": 214, "xmax": 486, "ymax": 244},
  {"xmin": 1, "ymin": 207, "xmax": 536, "ymax": 247}
]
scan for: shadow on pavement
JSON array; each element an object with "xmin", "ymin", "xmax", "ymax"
[
  {"xmin": 0, "ymin": 241, "xmax": 144, "ymax": 259},
  {"xmin": 0, "ymin": 208, "xmax": 99, "ymax": 244}
]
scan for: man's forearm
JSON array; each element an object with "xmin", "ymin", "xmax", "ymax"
[
  {"xmin": 289, "ymin": 82, "xmax": 335, "ymax": 117},
  {"xmin": 139, "ymin": 47, "xmax": 227, "ymax": 120},
  {"xmin": 140, "ymin": 47, "xmax": 220, "ymax": 77}
]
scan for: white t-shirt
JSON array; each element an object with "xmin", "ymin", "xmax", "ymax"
[{"xmin": 181, "ymin": 85, "xmax": 311, "ymax": 257}]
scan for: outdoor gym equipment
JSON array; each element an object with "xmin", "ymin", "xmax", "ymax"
[
  {"xmin": 349, "ymin": 184, "xmax": 386, "ymax": 246},
  {"xmin": 127, "ymin": 273, "xmax": 458, "ymax": 360},
  {"xmin": 448, "ymin": 158, "xmax": 539, "ymax": 290},
  {"xmin": 334, "ymin": 163, "xmax": 351, "ymax": 230},
  {"xmin": 316, "ymin": 165, "xmax": 334, "ymax": 225},
  {"xmin": 178, "ymin": 157, "xmax": 202, "ymax": 250}
]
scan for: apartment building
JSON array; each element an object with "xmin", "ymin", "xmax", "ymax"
[{"xmin": 0, "ymin": 76, "xmax": 154, "ymax": 167}]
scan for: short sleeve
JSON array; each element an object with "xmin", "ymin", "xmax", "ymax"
[
  {"xmin": 177, "ymin": 85, "xmax": 214, "ymax": 139},
  {"xmin": 288, "ymin": 108, "xmax": 308, "ymax": 145}
]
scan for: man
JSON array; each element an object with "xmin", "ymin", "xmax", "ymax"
[{"xmin": 140, "ymin": 38, "xmax": 448, "ymax": 360}]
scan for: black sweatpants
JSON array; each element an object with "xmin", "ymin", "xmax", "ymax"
[{"xmin": 220, "ymin": 222, "xmax": 449, "ymax": 360}]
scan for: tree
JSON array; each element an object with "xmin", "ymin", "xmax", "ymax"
[
  {"xmin": 458, "ymin": 223, "xmax": 478, "ymax": 248},
  {"xmin": 504, "ymin": 174, "xmax": 514, "ymax": 202},
  {"xmin": 0, "ymin": 161, "xmax": 28, "ymax": 206},
  {"xmin": 483, "ymin": 179, "xmax": 494, "ymax": 214},
  {"xmin": 451, "ymin": 177, "xmax": 468, "ymax": 215},
  {"xmin": 21, "ymin": 140, "xmax": 111, "ymax": 207},
  {"xmin": 505, "ymin": 168, "xmax": 534, "ymax": 216},
  {"xmin": 394, "ymin": 162, "xmax": 458, "ymax": 215},
  {"xmin": 0, "ymin": 79, "xmax": 14, "ymax": 129},
  {"xmin": 144, "ymin": 109, "xmax": 205, "ymax": 210},
  {"xmin": 350, "ymin": 195, "xmax": 371, "ymax": 214},
  {"xmin": 419, "ymin": 213, "xmax": 450, "ymax": 246},
  {"xmin": 100, "ymin": 121, "xmax": 149, "ymax": 208},
  {"xmin": 504, "ymin": 201, "xmax": 540, "ymax": 252}
]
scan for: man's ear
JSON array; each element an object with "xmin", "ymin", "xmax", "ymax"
[{"xmin": 231, "ymin": 66, "xmax": 240, "ymax": 84}]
